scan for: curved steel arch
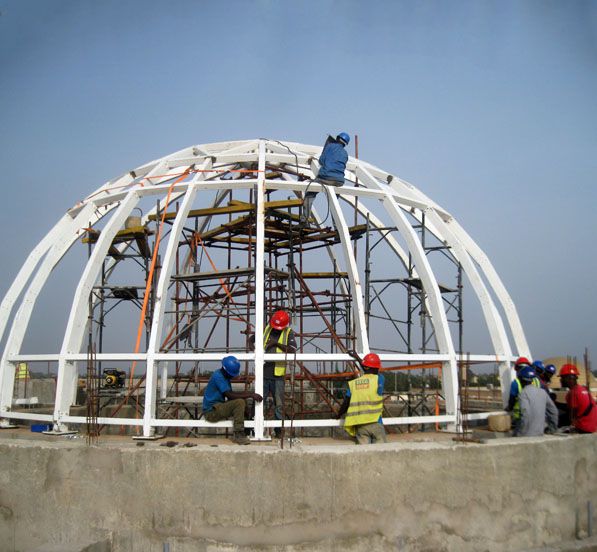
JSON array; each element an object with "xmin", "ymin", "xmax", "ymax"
[{"xmin": 0, "ymin": 139, "xmax": 528, "ymax": 434}]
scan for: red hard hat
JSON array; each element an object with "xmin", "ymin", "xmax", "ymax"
[
  {"xmin": 270, "ymin": 310, "xmax": 290, "ymax": 330},
  {"xmin": 559, "ymin": 364, "xmax": 579, "ymax": 377},
  {"xmin": 362, "ymin": 353, "xmax": 381, "ymax": 369},
  {"xmin": 515, "ymin": 357, "xmax": 530, "ymax": 367}
]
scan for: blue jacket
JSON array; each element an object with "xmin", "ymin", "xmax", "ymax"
[
  {"xmin": 202, "ymin": 369, "xmax": 231, "ymax": 412},
  {"xmin": 318, "ymin": 139, "xmax": 348, "ymax": 183}
]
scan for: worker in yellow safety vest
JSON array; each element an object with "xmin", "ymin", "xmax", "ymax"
[
  {"xmin": 15, "ymin": 363, "xmax": 30, "ymax": 380},
  {"xmin": 262, "ymin": 310, "xmax": 296, "ymax": 438},
  {"xmin": 335, "ymin": 353, "xmax": 386, "ymax": 444},
  {"xmin": 506, "ymin": 357, "xmax": 541, "ymax": 435}
]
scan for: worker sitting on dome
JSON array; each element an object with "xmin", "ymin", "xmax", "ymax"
[
  {"xmin": 202, "ymin": 356, "xmax": 263, "ymax": 445},
  {"xmin": 335, "ymin": 352, "xmax": 386, "ymax": 444},
  {"xmin": 301, "ymin": 132, "xmax": 350, "ymax": 226},
  {"xmin": 557, "ymin": 364, "xmax": 597, "ymax": 434}
]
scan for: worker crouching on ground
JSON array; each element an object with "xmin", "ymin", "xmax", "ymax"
[
  {"xmin": 557, "ymin": 364, "xmax": 597, "ymax": 434},
  {"xmin": 202, "ymin": 356, "xmax": 263, "ymax": 445},
  {"xmin": 335, "ymin": 353, "xmax": 386, "ymax": 444},
  {"xmin": 515, "ymin": 366, "xmax": 558, "ymax": 437},
  {"xmin": 262, "ymin": 310, "xmax": 296, "ymax": 438},
  {"xmin": 301, "ymin": 132, "xmax": 350, "ymax": 225}
]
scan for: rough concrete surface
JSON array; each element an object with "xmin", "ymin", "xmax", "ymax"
[{"xmin": 0, "ymin": 433, "xmax": 595, "ymax": 551}]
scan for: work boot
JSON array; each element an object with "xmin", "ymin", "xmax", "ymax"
[{"xmin": 231, "ymin": 432, "xmax": 250, "ymax": 445}]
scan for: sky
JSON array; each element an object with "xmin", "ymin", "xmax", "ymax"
[{"xmin": 0, "ymin": 0, "xmax": 595, "ymax": 361}]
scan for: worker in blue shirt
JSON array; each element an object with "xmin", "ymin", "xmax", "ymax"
[
  {"xmin": 203, "ymin": 356, "xmax": 263, "ymax": 445},
  {"xmin": 300, "ymin": 132, "xmax": 350, "ymax": 225}
]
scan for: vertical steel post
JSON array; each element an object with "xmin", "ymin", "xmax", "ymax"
[{"xmin": 252, "ymin": 141, "xmax": 266, "ymax": 439}]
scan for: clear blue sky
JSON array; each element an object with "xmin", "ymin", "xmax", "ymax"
[{"xmin": 0, "ymin": 0, "xmax": 595, "ymax": 359}]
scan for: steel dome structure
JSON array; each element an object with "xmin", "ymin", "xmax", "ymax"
[{"xmin": 0, "ymin": 139, "xmax": 530, "ymax": 439}]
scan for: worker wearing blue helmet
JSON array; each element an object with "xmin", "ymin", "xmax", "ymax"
[
  {"xmin": 506, "ymin": 357, "xmax": 541, "ymax": 434},
  {"xmin": 301, "ymin": 132, "xmax": 350, "ymax": 225},
  {"xmin": 203, "ymin": 356, "xmax": 263, "ymax": 445},
  {"xmin": 537, "ymin": 363, "xmax": 558, "ymax": 402},
  {"xmin": 515, "ymin": 365, "xmax": 558, "ymax": 437},
  {"xmin": 532, "ymin": 359, "xmax": 557, "ymax": 397}
]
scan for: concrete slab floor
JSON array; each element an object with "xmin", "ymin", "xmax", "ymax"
[{"xmin": 0, "ymin": 426, "xmax": 460, "ymax": 450}]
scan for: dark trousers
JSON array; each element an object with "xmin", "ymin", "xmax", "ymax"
[
  {"xmin": 204, "ymin": 399, "xmax": 246, "ymax": 433},
  {"xmin": 263, "ymin": 377, "xmax": 285, "ymax": 422},
  {"xmin": 301, "ymin": 178, "xmax": 343, "ymax": 222}
]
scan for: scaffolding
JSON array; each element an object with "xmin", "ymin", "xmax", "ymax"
[{"xmin": 78, "ymin": 172, "xmax": 467, "ymax": 437}]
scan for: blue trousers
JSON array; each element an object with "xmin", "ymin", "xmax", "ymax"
[{"xmin": 263, "ymin": 377, "xmax": 285, "ymax": 423}]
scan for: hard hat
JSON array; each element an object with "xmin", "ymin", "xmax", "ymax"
[
  {"xmin": 336, "ymin": 132, "xmax": 350, "ymax": 146},
  {"xmin": 544, "ymin": 364, "xmax": 557, "ymax": 377},
  {"xmin": 221, "ymin": 355, "xmax": 241, "ymax": 377},
  {"xmin": 518, "ymin": 366, "xmax": 536, "ymax": 383},
  {"xmin": 532, "ymin": 360, "xmax": 545, "ymax": 374},
  {"xmin": 362, "ymin": 352, "xmax": 381, "ymax": 369},
  {"xmin": 514, "ymin": 357, "xmax": 531, "ymax": 370},
  {"xmin": 559, "ymin": 364, "xmax": 579, "ymax": 377},
  {"xmin": 270, "ymin": 310, "xmax": 290, "ymax": 330}
]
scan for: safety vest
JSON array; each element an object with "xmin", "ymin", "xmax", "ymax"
[
  {"xmin": 344, "ymin": 373, "xmax": 383, "ymax": 437},
  {"xmin": 263, "ymin": 326, "xmax": 291, "ymax": 377},
  {"xmin": 512, "ymin": 377, "xmax": 541, "ymax": 421},
  {"xmin": 15, "ymin": 363, "xmax": 29, "ymax": 380}
]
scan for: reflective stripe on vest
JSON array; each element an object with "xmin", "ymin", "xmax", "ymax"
[
  {"xmin": 263, "ymin": 326, "xmax": 291, "ymax": 377},
  {"xmin": 513, "ymin": 377, "xmax": 541, "ymax": 421},
  {"xmin": 344, "ymin": 374, "xmax": 383, "ymax": 437}
]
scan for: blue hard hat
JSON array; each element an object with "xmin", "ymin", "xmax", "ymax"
[
  {"xmin": 518, "ymin": 366, "xmax": 536, "ymax": 383},
  {"xmin": 544, "ymin": 364, "xmax": 557, "ymax": 377},
  {"xmin": 337, "ymin": 132, "xmax": 350, "ymax": 146},
  {"xmin": 221, "ymin": 355, "xmax": 241, "ymax": 377},
  {"xmin": 532, "ymin": 360, "xmax": 545, "ymax": 374}
]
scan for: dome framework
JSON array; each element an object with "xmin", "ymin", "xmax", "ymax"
[{"xmin": 0, "ymin": 139, "xmax": 530, "ymax": 438}]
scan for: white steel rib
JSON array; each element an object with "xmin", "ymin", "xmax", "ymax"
[{"xmin": 0, "ymin": 139, "xmax": 529, "ymax": 433}]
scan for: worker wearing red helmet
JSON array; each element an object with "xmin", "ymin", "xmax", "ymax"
[
  {"xmin": 335, "ymin": 352, "xmax": 386, "ymax": 444},
  {"xmin": 558, "ymin": 364, "xmax": 597, "ymax": 433},
  {"xmin": 262, "ymin": 310, "xmax": 296, "ymax": 438}
]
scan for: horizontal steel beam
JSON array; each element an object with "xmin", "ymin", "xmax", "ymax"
[{"xmin": 8, "ymin": 353, "xmax": 516, "ymax": 363}]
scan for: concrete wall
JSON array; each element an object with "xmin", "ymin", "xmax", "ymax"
[
  {"xmin": 0, "ymin": 435, "xmax": 595, "ymax": 552},
  {"xmin": 14, "ymin": 379, "xmax": 56, "ymax": 404}
]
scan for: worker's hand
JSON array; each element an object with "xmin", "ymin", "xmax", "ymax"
[{"xmin": 252, "ymin": 393, "xmax": 263, "ymax": 402}]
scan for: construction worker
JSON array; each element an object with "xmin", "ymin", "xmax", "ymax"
[
  {"xmin": 536, "ymin": 362, "xmax": 558, "ymax": 402},
  {"xmin": 516, "ymin": 366, "xmax": 558, "ymax": 437},
  {"xmin": 301, "ymin": 132, "xmax": 350, "ymax": 225},
  {"xmin": 558, "ymin": 364, "xmax": 597, "ymax": 434},
  {"xmin": 202, "ymin": 356, "xmax": 263, "ymax": 445},
  {"xmin": 262, "ymin": 310, "xmax": 296, "ymax": 438},
  {"xmin": 506, "ymin": 357, "xmax": 541, "ymax": 434},
  {"xmin": 335, "ymin": 353, "xmax": 386, "ymax": 444},
  {"xmin": 543, "ymin": 364, "xmax": 557, "ymax": 384}
]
